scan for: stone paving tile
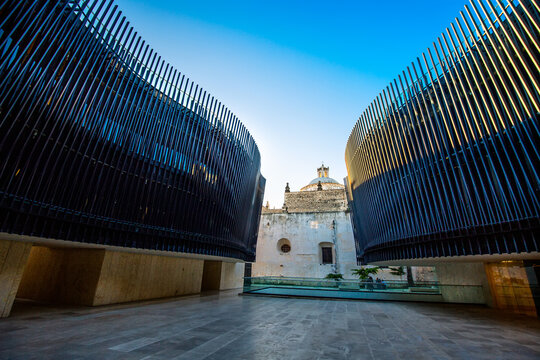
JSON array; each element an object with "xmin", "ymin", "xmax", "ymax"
[
  {"xmin": 0, "ymin": 291, "xmax": 539, "ymax": 359},
  {"xmin": 110, "ymin": 337, "xmax": 160, "ymax": 352}
]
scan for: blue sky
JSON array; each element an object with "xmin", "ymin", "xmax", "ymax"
[{"xmin": 116, "ymin": 0, "xmax": 470, "ymax": 207}]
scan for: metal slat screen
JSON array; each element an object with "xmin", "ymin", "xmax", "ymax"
[
  {"xmin": 0, "ymin": 0, "xmax": 265, "ymax": 261},
  {"xmin": 345, "ymin": 0, "xmax": 539, "ymax": 264}
]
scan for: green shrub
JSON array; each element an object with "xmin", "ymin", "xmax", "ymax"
[
  {"xmin": 325, "ymin": 273, "xmax": 344, "ymax": 280},
  {"xmin": 389, "ymin": 266, "xmax": 405, "ymax": 276},
  {"xmin": 351, "ymin": 267, "xmax": 379, "ymax": 280}
]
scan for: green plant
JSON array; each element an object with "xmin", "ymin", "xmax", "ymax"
[
  {"xmin": 351, "ymin": 267, "xmax": 379, "ymax": 280},
  {"xmin": 389, "ymin": 266, "xmax": 405, "ymax": 276},
  {"xmin": 325, "ymin": 273, "xmax": 343, "ymax": 280}
]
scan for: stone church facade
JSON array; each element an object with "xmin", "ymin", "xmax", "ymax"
[{"xmin": 253, "ymin": 165, "xmax": 358, "ymax": 279}]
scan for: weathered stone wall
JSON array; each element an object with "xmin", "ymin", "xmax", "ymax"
[
  {"xmin": 253, "ymin": 211, "xmax": 358, "ymax": 279},
  {"xmin": 284, "ymin": 189, "xmax": 348, "ymax": 213},
  {"xmin": 261, "ymin": 207, "xmax": 284, "ymax": 214}
]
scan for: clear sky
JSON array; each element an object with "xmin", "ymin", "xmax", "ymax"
[{"xmin": 115, "ymin": 0, "xmax": 469, "ymax": 208}]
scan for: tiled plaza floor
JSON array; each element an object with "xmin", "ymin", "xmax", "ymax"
[{"xmin": 0, "ymin": 291, "xmax": 539, "ymax": 359}]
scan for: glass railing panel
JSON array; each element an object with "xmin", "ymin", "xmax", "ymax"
[{"xmin": 243, "ymin": 277, "xmax": 442, "ymax": 295}]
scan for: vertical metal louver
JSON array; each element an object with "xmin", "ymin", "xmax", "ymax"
[
  {"xmin": 0, "ymin": 0, "xmax": 265, "ymax": 261},
  {"xmin": 345, "ymin": 0, "xmax": 539, "ymax": 263}
]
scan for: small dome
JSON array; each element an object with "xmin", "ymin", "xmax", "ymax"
[
  {"xmin": 308, "ymin": 177, "xmax": 339, "ymax": 185},
  {"xmin": 299, "ymin": 164, "xmax": 344, "ymax": 192}
]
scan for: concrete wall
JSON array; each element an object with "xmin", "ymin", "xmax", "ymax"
[
  {"xmin": 17, "ymin": 246, "xmax": 204, "ymax": 306},
  {"xmin": 199, "ymin": 261, "xmax": 245, "ymax": 291},
  {"xmin": 201, "ymin": 260, "xmax": 222, "ymax": 291},
  {"xmin": 93, "ymin": 251, "xmax": 204, "ymax": 305},
  {"xmin": 18, "ymin": 246, "xmax": 105, "ymax": 305},
  {"xmin": 220, "ymin": 262, "xmax": 245, "ymax": 290},
  {"xmin": 411, "ymin": 266, "xmax": 438, "ymax": 282},
  {"xmin": 0, "ymin": 239, "xmax": 31, "ymax": 317},
  {"xmin": 436, "ymin": 262, "xmax": 493, "ymax": 305},
  {"xmin": 253, "ymin": 211, "xmax": 358, "ymax": 279}
]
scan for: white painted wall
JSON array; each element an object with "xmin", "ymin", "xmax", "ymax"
[{"xmin": 253, "ymin": 211, "xmax": 358, "ymax": 279}]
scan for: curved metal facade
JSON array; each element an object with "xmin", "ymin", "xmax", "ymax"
[
  {"xmin": 0, "ymin": 0, "xmax": 265, "ymax": 261},
  {"xmin": 345, "ymin": 0, "xmax": 539, "ymax": 263}
]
